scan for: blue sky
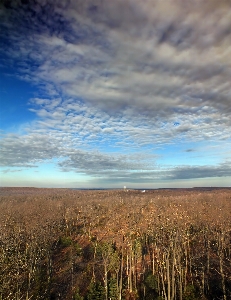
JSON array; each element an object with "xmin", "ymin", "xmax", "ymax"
[{"xmin": 0, "ymin": 0, "xmax": 231, "ymax": 188}]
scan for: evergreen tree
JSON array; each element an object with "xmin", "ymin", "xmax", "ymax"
[
  {"xmin": 108, "ymin": 277, "xmax": 118, "ymax": 300},
  {"xmin": 73, "ymin": 287, "xmax": 84, "ymax": 300},
  {"xmin": 86, "ymin": 281, "xmax": 105, "ymax": 300}
]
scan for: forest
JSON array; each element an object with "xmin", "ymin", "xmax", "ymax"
[{"xmin": 0, "ymin": 187, "xmax": 231, "ymax": 300}]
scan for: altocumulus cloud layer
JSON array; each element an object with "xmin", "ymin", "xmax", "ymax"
[{"xmin": 0, "ymin": 0, "xmax": 231, "ymax": 187}]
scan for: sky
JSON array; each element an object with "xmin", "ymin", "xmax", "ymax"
[{"xmin": 0, "ymin": 0, "xmax": 231, "ymax": 188}]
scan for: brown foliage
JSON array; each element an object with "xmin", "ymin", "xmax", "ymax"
[{"xmin": 0, "ymin": 187, "xmax": 231, "ymax": 299}]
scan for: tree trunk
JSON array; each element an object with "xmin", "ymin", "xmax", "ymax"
[
  {"xmin": 219, "ymin": 233, "xmax": 227, "ymax": 300},
  {"xmin": 119, "ymin": 245, "xmax": 124, "ymax": 300}
]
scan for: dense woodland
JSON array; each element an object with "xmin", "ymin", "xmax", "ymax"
[{"xmin": 0, "ymin": 187, "xmax": 231, "ymax": 300}]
